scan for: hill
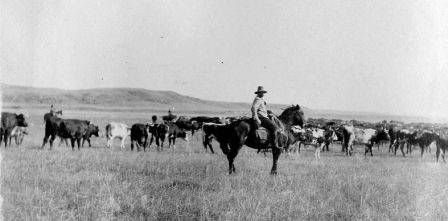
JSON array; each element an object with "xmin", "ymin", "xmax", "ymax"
[
  {"xmin": 0, "ymin": 83, "xmax": 441, "ymax": 123},
  {"xmin": 0, "ymin": 83, "xmax": 294, "ymax": 115}
]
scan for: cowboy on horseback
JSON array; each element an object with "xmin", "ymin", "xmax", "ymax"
[
  {"xmin": 50, "ymin": 104, "xmax": 56, "ymax": 115},
  {"xmin": 251, "ymin": 86, "xmax": 279, "ymax": 150}
]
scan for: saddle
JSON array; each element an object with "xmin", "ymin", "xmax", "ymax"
[{"xmin": 255, "ymin": 127, "xmax": 269, "ymax": 141}]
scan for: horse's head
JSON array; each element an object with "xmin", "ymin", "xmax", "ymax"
[{"xmin": 279, "ymin": 104, "xmax": 305, "ymax": 127}]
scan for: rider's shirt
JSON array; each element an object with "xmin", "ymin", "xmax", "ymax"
[{"xmin": 252, "ymin": 96, "xmax": 268, "ymax": 118}]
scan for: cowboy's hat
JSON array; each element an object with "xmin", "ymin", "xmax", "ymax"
[{"xmin": 254, "ymin": 86, "xmax": 267, "ymax": 94}]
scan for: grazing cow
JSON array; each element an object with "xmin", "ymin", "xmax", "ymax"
[
  {"xmin": 9, "ymin": 126, "xmax": 28, "ymax": 146},
  {"xmin": 1, "ymin": 112, "xmax": 28, "ymax": 147},
  {"xmin": 105, "ymin": 122, "xmax": 130, "ymax": 149},
  {"xmin": 81, "ymin": 124, "xmax": 100, "ymax": 147},
  {"xmin": 165, "ymin": 121, "xmax": 188, "ymax": 149},
  {"xmin": 175, "ymin": 116, "xmax": 201, "ymax": 136},
  {"xmin": 130, "ymin": 123, "xmax": 151, "ymax": 151},
  {"xmin": 340, "ymin": 125, "xmax": 389, "ymax": 156}
]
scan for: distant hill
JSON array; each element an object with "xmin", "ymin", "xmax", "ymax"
[
  {"xmin": 0, "ymin": 83, "xmax": 297, "ymax": 115},
  {"xmin": 1, "ymin": 83, "xmax": 442, "ymax": 123}
]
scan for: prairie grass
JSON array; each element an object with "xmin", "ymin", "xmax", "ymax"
[{"xmin": 1, "ymin": 111, "xmax": 448, "ymax": 220}]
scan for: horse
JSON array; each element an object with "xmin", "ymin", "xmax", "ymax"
[{"xmin": 206, "ymin": 105, "xmax": 305, "ymax": 175}]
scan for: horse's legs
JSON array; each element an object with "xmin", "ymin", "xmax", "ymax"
[
  {"xmin": 227, "ymin": 143, "xmax": 242, "ymax": 174},
  {"xmin": 271, "ymin": 147, "xmax": 281, "ymax": 175}
]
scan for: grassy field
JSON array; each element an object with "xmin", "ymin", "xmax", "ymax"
[{"xmin": 1, "ymin": 110, "xmax": 448, "ymax": 220}]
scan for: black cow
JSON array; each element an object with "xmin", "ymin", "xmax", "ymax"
[
  {"xmin": 130, "ymin": 123, "xmax": 151, "ymax": 151},
  {"xmin": 1, "ymin": 112, "xmax": 28, "ymax": 147},
  {"xmin": 42, "ymin": 118, "xmax": 91, "ymax": 150},
  {"xmin": 175, "ymin": 116, "xmax": 201, "ymax": 136},
  {"xmin": 60, "ymin": 119, "xmax": 91, "ymax": 150},
  {"xmin": 408, "ymin": 131, "xmax": 438, "ymax": 157},
  {"xmin": 42, "ymin": 116, "xmax": 64, "ymax": 149},
  {"xmin": 81, "ymin": 124, "xmax": 100, "ymax": 147},
  {"xmin": 202, "ymin": 123, "xmax": 231, "ymax": 154},
  {"xmin": 149, "ymin": 123, "xmax": 169, "ymax": 151},
  {"xmin": 165, "ymin": 121, "xmax": 188, "ymax": 149}
]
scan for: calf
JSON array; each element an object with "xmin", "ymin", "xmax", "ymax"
[
  {"xmin": 293, "ymin": 127, "xmax": 326, "ymax": 159},
  {"xmin": 1, "ymin": 112, "xmax": 28, "ymax": 147},
  {"xmin": 130, "ymin": 123, "xmax": 151, "ymax": 151},
  {"xmin": 82, "ymin": 124, "xmax": 100, "ymax": 147},
  {"xmin": 105, "ymin": 122, "xmax": 130, "ymax": 149},
  {"xmin": 166, "ymin": 122, "xmax": 188, "ymax": 149},
  {"xmin": 9, "ymin": 126, "xmax": 28, "ymax": 146}
]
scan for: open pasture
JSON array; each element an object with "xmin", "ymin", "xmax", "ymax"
[{"xmin": 2, "ymin": 109, "xmax": 448, "ymax": 220}]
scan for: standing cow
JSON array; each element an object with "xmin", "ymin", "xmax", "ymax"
[
  {"xmin": 42, "ymin": 117, "xmax": 91, "ymax": 150},
  {"xmin": 81, "ymin": 124, "xmax": 100, "ymax": 147},
  {"xmin": 105, "ymin": 122, "xmax": 130, "ymax": 149},
  {"xmin": 340, "ymin": 125, "xmax": 389, "ymax": 156},
  {"xmin": 1, "ymin": 112, "xmax": 28, "ymax": 147},
  {"xmin": 130, "ymin": 123, "xmax": 151, "ymax": 151},
  {"xmin": 149, "ymin": 123, "xmax": 169, "ymax": 151},
  {"xmin": 9, "ymin": 126, "xmax": 28, "ymax": 146},
  {"xmin": 165, "ymin": 121, "xmax": 188, "ymax": 149},
  {"xmin": 175, "ymin": 116, "xmax": 201, "ymax": 136}
]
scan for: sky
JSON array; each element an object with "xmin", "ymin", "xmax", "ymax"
[{"xmin": 1, "ymin": 0, "xmax": 448, "ymax": 119}]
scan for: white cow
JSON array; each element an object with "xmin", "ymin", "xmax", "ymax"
[
  {"xmin": 105, "ymin": 122, "xmax": 131, "ymax": 149},
  {"xmin": 9, "ymin": 126, "xmax": 28, "ymax": 145}
]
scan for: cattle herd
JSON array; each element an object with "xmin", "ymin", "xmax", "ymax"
[{"xmin": 1, "ymin": 109, "xmax": 448, "ymax": 168}]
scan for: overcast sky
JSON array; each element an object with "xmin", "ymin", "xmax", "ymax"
[{"xmin": 1, "ymin": 0, "xmax": 448, "ymax": 119}]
